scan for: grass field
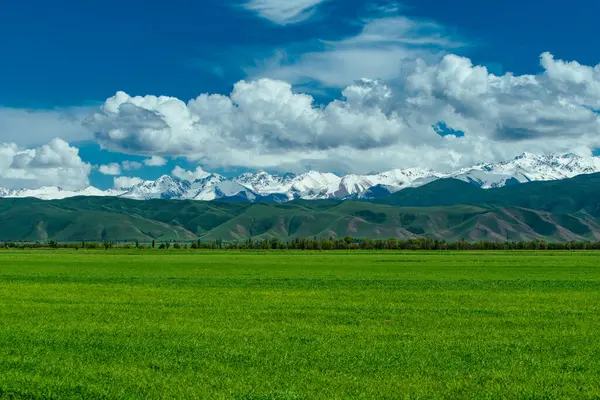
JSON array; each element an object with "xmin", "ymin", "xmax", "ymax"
[{"xmin": 1, "ymin": 250, "xmax": 600, "ymax": 399}]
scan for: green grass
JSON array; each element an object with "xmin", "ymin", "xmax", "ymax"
[{"xmin": 1, "ymin": 250, "xmax": 600, "ymax": 399}]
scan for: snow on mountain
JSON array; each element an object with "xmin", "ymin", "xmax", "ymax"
[
  {"xmin": 335, "ymin": 175, "xmax": 375, "ymax": 198},
  {"xmin": 186, "ymin": 174, "xmax": 255, "ymax": 201},
  {"xmin": 366, "ymin": 168, "xmax": 445, "ymax": 191},
  {"xmin": 3, "ymin": 152, "xmax": 600, "ymax": 201},
  {"xmin": 544, "ymin": 153, "xmax": 600, "ymax": 177},
  {"xmin": 331, "ymin": 168, "xmax": 444, "ymax": 199},
  {"xmin": 236, "ymin": 170, "xmax": 343, "ymax": 200},
  {"xmin": 120, "ymin": 175, "xmax": 188, "ymax": 200},
  {"xmin": 450, "ymin": 153, "xmax": 600, "ymax": 189},
  {"xmin": 182, "ymin": 175, "xmax": 220, "ymax": 200},
  {"xmin": 235, "ymin": 171, "xmax": 297, "ymax": 194},
  {"xmin": 290, "ymin": 171, "xmax": 342, "ymax": 199}
]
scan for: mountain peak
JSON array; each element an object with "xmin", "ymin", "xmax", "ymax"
[
  {"xmin": 514, "ymin": 152, "xmax": 539, "ymax": 160},
  {"xmin": 156, "ymin": 174, "xmax": 176, "ymax": 183},
  {"xmin": 559, "ymin": 152, "xmax": 580, "ymax": 159}
]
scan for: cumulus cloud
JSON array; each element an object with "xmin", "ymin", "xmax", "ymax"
[
  {"xmin": 87, "ymin": 53, "xmax": 600, "ymax": 173},
  {"xmin": 0, "ymin": 106, "xmax": 94, "ymax": 147},
  {"xmin": 0, "ymin": 138, "xmax": 91, "ymax": 189},
  {"xmin": 171, "ymin": 166, "xmax": 210, "ymax": 181},
  {"xmin": 405, "ymin": 53, "xmax": 600, "ymax": 141},
  {"xmin": 540, "ymin": 52, "xmax": 600, "ymax": 108},
  {"xmin": 144, "ymin": 156, "xmax": 168, "ymax": 167},
  {"xmin": 243, "ymin": 0, "xmax": 329, "ymax": 25},
  {"xmin": 113, "ymin": 176, "xmax": 145, "ymax": 189},
  {"xmin": 121, "ymin": 160, "xmax": 143, "ymax": 171},
  {"xmin": 98, "ymin": 163, "xmax": 121, "ymax": 176}
]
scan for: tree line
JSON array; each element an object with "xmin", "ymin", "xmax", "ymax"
[{"xmin": 3, "ymin": 237, "xmax": 600, "ymax": 251}]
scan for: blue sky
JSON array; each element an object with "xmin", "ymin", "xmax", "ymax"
[
  {"xmin": 1, "ymin": 0, "xmax": 599, "ymax": 190},
  {"xmin": 2, "ymin": 0, "xmax": 598, "ymax": 108}
]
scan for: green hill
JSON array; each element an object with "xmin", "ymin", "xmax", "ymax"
[
  {"xmin": 3, "ymin": 174, "xmax": 600, "ymax": 242},
  {"xmin": 378, "ymin": 173, "xmax": 600, "ymax": 215}
]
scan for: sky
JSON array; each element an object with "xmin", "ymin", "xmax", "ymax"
[{"xmin": 1, "ymin": 0, "xmax": 599, "ymax": 190}]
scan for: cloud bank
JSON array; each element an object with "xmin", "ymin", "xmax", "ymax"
[
  {"xmin": 0, "ymin": 138, "xmax": 91, "ymax": 189},
  {"xmin": 87, "ymin": 52, "xmax": 600, "ymax": 174}
]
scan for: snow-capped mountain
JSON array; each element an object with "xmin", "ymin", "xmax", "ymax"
[
  {"xmin": 119, "ymin": 175, "xmax": 187, "ymax": 200},
  {"xmin": 3, "ymin": 152, "xmax": 600, "ymax": 202},
  {"xmin": 189, "ymin": 177, "xmax": 256, "ymax": 201},
  {"xmin": 365, "ymin": 168, "xmax": 444, "ymax": 192},
  {"xmin": 449, "ymin": 152, "xmax": 600, "ymax": 189},
  {"xmin": 290, "ymin": 171, "xmax": 342, "ymax": 199},
  {"xmin": 336, "ymin": 168, "xmax": 444, "ymax": 200},
  {"xmin": 235, "ymin": 170, "xmax": 343, "ymax": 200},
  {"xmin": 235, "ymin": 171, "xmax": 297, "ymax": 194}
]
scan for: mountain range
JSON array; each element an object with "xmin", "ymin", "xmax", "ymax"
[
  {"xmin": 3, "ymin": 172, "xmax": 600, "ymax": 243},
  {"xmin": 2, "ymin": 152, "xmax": 600, "ymax": 201}
]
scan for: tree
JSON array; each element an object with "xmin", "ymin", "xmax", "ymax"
[
  {"xmin": 320, "ymin": 239, "xmax": 333, "ymax": 250},
  {"xmin": 387, "ymin": 238, "xmax": 398, "ymax": 250},
  {"xmin": 270, "ymin": 238, "xmax": 280, "ymax": 250}
]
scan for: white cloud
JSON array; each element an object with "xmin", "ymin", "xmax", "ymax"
[
  {"xmin": 87, "ymin": 53, "xmax": 600, "ymax": 174},
  {"xmin": 0, "ymin": 106, "xmax": 94, "ymax": 147},
  {"xmin": 172, "ymin": 166, "xmax": 210, "ymax": 181},
  {"xmin": 0, "ymin": 138, "xmax": 91, "ymax": 189},
  {"xmin": 98, "ymin": 163, "xmax": 121, "ymax": 176},
  {"xmin": 249, "ymin": 13, "xmax": 464, "ymax": 88},
  {"xmin": 122, "ymin": 160, "xmax": 143, "ymax": 171},
  {"xmin": 144, "ymin": 156, "xmax": 168, "ymax": 167},
  {"xmin": 113, "ymin": 176, "xmax": 145, "ymax": 189},
  {"xmin": 243, "ymin": 0, "xmax": 329, "ymax": 25},
  {"xmin": 405, "ymin": 53, "xmax": 600, "ymax": 140},
  {"xmin": 540, "ymin": 52, "xmax": 600, "ymax": 107}
]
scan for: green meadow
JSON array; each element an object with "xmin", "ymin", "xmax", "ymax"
[{"xmin": 1, "ymin": 250, "xmax": 600, "ymax": 399}]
